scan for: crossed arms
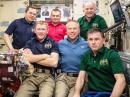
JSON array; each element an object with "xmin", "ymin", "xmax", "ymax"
[{"xmin": 23, "ymin": 48, "xmax": 59, "ymax": 68}]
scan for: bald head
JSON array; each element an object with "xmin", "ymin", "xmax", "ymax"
[
  {"xmin": 66, "ymin": 20, "xmax": 80, "ymax": 29},
  {"xmin": 66, "ymin": 20, "xmax": 80, "ymax": 42}
]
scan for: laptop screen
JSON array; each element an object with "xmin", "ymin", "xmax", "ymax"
[{"xmin": 110, "ymin": 0, "xmax": 125, "ymax": 23}]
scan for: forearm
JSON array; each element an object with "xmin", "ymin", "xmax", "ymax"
[
  {"xmin": 3, "ymin": 33, "xmax": 14, "ymax": 50},
  {"xmin": 36, "ymin": 58, "xmax": 58, "ymax": 67},
  {"xmin": 23, "ymin": 50, "xmax": 59, "ymax": 67},
  {"xmin": 36, "ymin": 53, "xmax": 59, "ymax": 67},
  {"xmin": 110, "ymin": 74, "xmax": 126, "ymax": 97},
  {"xmin": 26, "ymin": 54, "xmax": 50, "ymax": 63},
  {"xmin": 75, "ymin": 78, "xmax": 84, "ymax": 95},
  {"xmin": 74, "ymin": 71, "xmax": 86, "ymax": 96}
]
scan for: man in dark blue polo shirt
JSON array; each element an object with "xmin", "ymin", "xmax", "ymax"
[
  {"xmin": 14, "ymin": 21, "xmax": 59, "ymax": 97},
  {"xmin": 4, "ymin": 6, "xmax": 37, "ymax": 51}
]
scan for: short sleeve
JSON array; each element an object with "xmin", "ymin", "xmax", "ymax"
[
  {"xmin": 23, "ymin": 40, "xmax": 32, "ymax": 49},
  {"xmin": 5, "ymin": 20, "xmax": 17, "ymax": 35},
  {"xmin": 98, "ymin": 17, "xmax": 108, "ymax": 31},
  {"xmin": 109, "ymin": 51, "xmax": 124, "ymax": 74},
  {"xmin": 63, "ymin": 24, "xmax": 67, "ymax": 35},
  {"xmin": 80, "ymin": 52, "xmax": 89, "ymax": 71},
  {"xmin": 51, "ymin": 40, "xmax": 59, "ymax": 54}
]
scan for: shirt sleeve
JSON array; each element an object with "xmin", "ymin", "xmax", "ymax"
[
  {"xmin": 5, "ymin": 20, "xmax": 17, "ymax": 35},
  {"xmin": 23, "ymin": 40, "xmax": 32, "ymax": 49},
  {"xmin": 77, "ymin": 17, "xmax": 81, "ymax": 23},
  {"xmin": 109, "ymin": 51, "xmax": 124, "ymax": 74},
  {"xmin": 99, "ymin": 17, "xmax": 108, "ymax": 32},
  {"xmin": 51, "ymin": 40, "xmax": 59, "ymax": 54},
  {"xmin": 80, "ymin": 52, "xmax": 88, "ymax": 71},
  {"xmin": 63, "ymin": 25, "xmax": 67, "ymax": 35}
]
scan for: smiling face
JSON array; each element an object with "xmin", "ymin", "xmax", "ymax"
[
  {"xmin": 50, "ymin": 9, "xmax": 61, "ymax": 25},
  {"xmin": 34, "ymin": 21, "xmax": 48, "ymax": 41},
  {"xmin": 66, "ymin": 21, "xmax": 80, "ymax": 42},
  {"xmin": 83, "ymin": 1, "xmax": 96, "ymax": 19},
  {"xmin": 25, "ymin": 7, "xmax": 37, "ymax": 22}
]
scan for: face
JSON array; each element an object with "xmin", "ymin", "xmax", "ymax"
[
  {"xmin": 25, "ymin": 8, "xmax": 37, "ymax": 22},
  {"xmin": 67, "ymin": 22, "xmax": 80, "ymax": 41},
  {"xmin": 34, "ymin": 24, "xmax": 48, "ymax": 41},
  {"xmin": 83, "ymin": 2, "xmax": 96, "ymax": 18},
  {"xmin": 87, "ymin": 32, "xmax": 105, "ymax": 52},
  {"xmin": 50, "ymin": 11, "xmax": 61, "ymax": 24}
]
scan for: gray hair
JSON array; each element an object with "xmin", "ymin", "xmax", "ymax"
[{"xmin": 83, "ymin": 0, "xmax": 97, "ymax": 9}]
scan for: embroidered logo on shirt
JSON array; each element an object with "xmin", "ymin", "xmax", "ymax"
[
  {"xmin": 92, "ymin": 23, "xmax": 98, "ymax": 28},
  {"xmin": 44, "ymin": 42, "xmax": 52, "ymax": 49},
  {"xmin": 80, "ymin": 45, "xmax": 85, "ymax": 48},
  {"xmin": 99, "ymin": 59, "xmax": 108, "ymax": 66}
]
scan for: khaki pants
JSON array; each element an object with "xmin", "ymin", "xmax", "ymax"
[
  {"xmin": 54, "ymin": 73, "xmax": 87, "ymax": 97},
  {"xmin": 14, "ymin": 72, "xmax": 55, "ymax": 97}
]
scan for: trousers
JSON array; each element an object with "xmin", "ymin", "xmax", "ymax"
[
  {"xmin": 14, "ymin": 72, "xmax": 55, "ymax": 97},
  {"xmin": 54, "ymin": 73, "xmax": 87, "ymax": 97}
]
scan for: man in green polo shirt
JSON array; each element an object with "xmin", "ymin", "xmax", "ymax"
[
  {"xmin": 78, "ymin": 1, "xmax": 108, "ymax": 39},
  {"xmin": 73, "ymin": 28, "xmax": 126, "ymax": 97}
]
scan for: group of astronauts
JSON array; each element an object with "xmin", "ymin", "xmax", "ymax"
[{"xmin": 3, "ymin": 1, "xmax": 126, "ymax": 97}]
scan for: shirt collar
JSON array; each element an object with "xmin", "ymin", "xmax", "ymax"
[
  {"xmin": 83, "ymin": 14, "xmax": 96, "ymax": 22},
  {"xmin": 66, "ymin": 36, "xmax": 81, "ymax": 44},
  {"xmin": 23, "ymin": 18, "xmax": 34, "ymax": 25},
  {"xmin": 90, "ymin": 46, "xmax": 105, "ymax": 57},
  {"xmin": 48, "ymin": 21, "xmax": 62, "ymax": 26},
  {"xmin": 34, "ymin": 35, "xmax": 48, "ymax": 43}
]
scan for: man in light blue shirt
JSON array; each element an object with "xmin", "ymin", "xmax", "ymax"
[{"xmin": 54, "ymin": 20, "xmax": 89, "ymax": 97}]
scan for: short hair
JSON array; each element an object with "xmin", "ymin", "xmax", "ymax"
[
  {"xmin": 87, "ymin": 27, "xmax": 105, "ymax": 38},
  {"xmin": 34, "ymin": 21, "xmax": 48, "ymax": 30},
  {"xmin": 25, "ymin": 6, "xmax": 37, "ymax": 13},
  {"xmin": 51, "ymin": 8, "xmax": 61, "ymax": 15},
  {"xmin": 66, "ymin": 20, "xmax": 80, "ymax": 28},
  {"xmin": 83, "ymin": 0, "xmax": 97, "ymax": 9}
]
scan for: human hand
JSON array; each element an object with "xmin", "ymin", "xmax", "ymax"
[
  {"xmin": 22, "ymin": 49, "xmax": 33, "ymax": 61},
  {"xmin": 8, "ymin": 48, "xmax": 16, "ymax": 54},
  {"xmin": 23, "ymin": 48, "xmax": 32, "ymax": 54}
]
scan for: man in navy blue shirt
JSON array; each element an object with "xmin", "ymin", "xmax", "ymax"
[
  {"xmin": 54, "ymin": 20, "xmax": 89, "ymax": 97},
  {"xmin": 3, "ymin": 6, "xmax": 37, "ymax": 51},
  {"xmin": 14, "ymin": 21, "xmax": 59, "ymax": 97}
]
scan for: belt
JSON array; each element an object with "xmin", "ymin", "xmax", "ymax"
[
  {"xmin": 56, "ymin": 69, "xmax": 78, "ymax": 77},
  {"xmin": 65, "ymin": 72, "xmax": 78, "ymax": 77},
  {"xmin": 34, "ymin": 68, "xmax": 51, "ymax": 73}
]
